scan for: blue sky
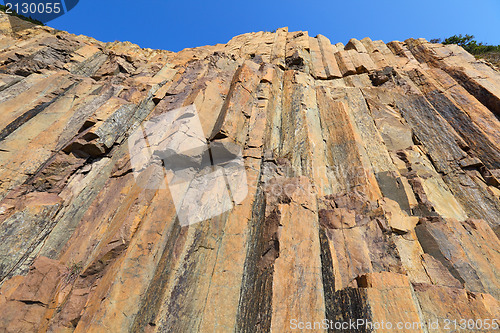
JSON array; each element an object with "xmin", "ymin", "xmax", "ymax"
[{"xmin": 48, "ymin": 0, "xmax": 500, "ymax": 52}]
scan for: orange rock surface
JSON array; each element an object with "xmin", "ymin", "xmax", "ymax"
[{"xmin": 1, "ymin": 11, "xmax": 500, "ymax": 333}]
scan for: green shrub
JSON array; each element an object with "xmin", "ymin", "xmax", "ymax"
[{"xmin": 439, "ymin": 34, "xmax": 500, "ymax": 55}]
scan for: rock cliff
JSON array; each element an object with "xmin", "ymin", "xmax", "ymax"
[{"xmin": 1, "ymin": 11, "xmax": 500, "ymax": 332}]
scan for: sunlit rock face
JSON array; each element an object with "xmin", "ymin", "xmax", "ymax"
[{"xmin": 1, "ymin": 11, "xmax": 500, "ymax": 332}]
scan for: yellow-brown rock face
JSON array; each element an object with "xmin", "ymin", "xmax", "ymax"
[{"xmin": 1, "ymin": 12, "xmax": 500, "ymax": 332}]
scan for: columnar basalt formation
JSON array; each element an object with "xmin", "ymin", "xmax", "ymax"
[{"xmin": 1, "ymin": 12, "xmax": 500, "ymax": 332}]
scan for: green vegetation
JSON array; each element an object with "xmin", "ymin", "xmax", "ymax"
[
  {"xmin": 65, "ymin": 261, "xmax": 83, "ymax": 282},
  {"xmin": 430, "ymin": 34, "xmax": 500, "ymax": 55},
  {"xmin": 431, "ymin": 34, "xmax": 500, "ymax": 67},
  {"xmin": 0, "ymin": 4, "xmax": 44, "ymax": 26}
]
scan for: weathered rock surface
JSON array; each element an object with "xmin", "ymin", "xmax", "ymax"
[{"xmin": 1, "ymin": 11, "xmax": 500, "ymax": 332}]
